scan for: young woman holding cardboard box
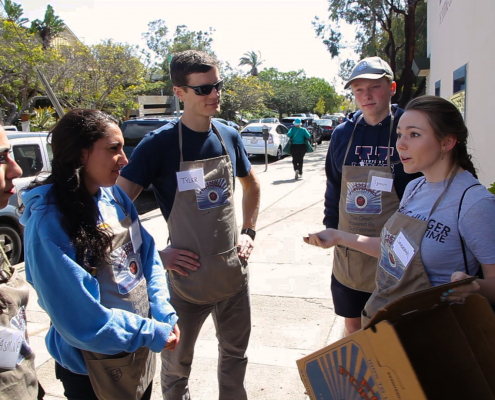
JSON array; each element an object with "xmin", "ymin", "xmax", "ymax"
[{"xmin": 305, "ymin": 95, "xmax": 495, "ymax": 323}]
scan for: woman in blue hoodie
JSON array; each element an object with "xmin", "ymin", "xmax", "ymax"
[{"xmin": 20, "ymin": 109, "xmax": 179, "ymax": 400}]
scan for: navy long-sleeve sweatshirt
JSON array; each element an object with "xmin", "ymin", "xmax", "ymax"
[{"xmin": 323, "ymin": 105, "xmax": 422, "ymax": 229}]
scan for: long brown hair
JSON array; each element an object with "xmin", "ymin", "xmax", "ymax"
[
  {"xmin": 27, "ymin": 109, "xmax": 118, "ymax": 271},
  {"xmin": 405, "ymin": 95, "xmax": 477, "ymax": 178}
]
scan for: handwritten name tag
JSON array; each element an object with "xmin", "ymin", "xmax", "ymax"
[
  {"xmin": 0, "ymin": 327, "xmax": 23, "ymax": 369},
  {"xmin": 176, "ymin": 168, "xmax": 205, "ymax": 192},
  {"xmin": 370, "ymin": 176, "xmax": 393, "ymax": 192},
  {"xmin": 392, "ymin": 232, "xmax": 415, "ymax": 268}
]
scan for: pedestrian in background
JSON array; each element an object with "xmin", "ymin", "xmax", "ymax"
[
  {"xmin": 287, "ymin": 118, "xmax": 311, "ymax": 180},
  {"xmin": 20, "ymin": 109, "xmax": 179, "ymax": 400},
  {"xmin": 307, "ymin": 95, "xmax": 495, "ymax": 324},
  {"xmin": 0, "ymin": 124, "xmax": 43, "ymax": 400},
  {"xmin": 117, "ymin": 50, "xmax": 260, "ymax": 400},
  {"xmin": 323, "ymin": 57, "xmax": 420, "ymax": 336}
]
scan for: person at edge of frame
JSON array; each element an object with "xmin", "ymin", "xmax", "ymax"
[
  {"xmin": 323, "ymin": 56, "xmax": 421, "ymax": 336},
  {"xmin": 117, "ymin": 50, "xmax": 261, "ymax": 400},
  {"xmin": 0, "ymin": 123, "xmax": 45, "ymax": 400}
]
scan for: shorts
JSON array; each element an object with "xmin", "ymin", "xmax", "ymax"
[{"xmin": 331, "ymin": 274, "xmax": 372, "ymax": 318}]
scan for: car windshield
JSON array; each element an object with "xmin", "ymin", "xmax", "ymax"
[
  {"xmin": 261, "ymin": 118, "xmax": 275, "ymax": 123},
  {"xmin": 317, "ymin": 120, "xmax": 333, "ymax": 126}
]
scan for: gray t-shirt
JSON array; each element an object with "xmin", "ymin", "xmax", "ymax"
[{"xmin": 398, "ymin": 170, "xmax": 495, "ymax": 286}]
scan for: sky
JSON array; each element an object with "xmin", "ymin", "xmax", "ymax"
[{"xmin": 18, "ymin": 0, "xmax": 358, "ymax": 92}]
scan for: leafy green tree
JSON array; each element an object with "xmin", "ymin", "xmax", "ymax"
[
  {"xmin": 258, "ymin": 68, "xmax": 341, "ymax": 118},
  {"xmin": 313, "ymin": 0, "xmax": 427, "ymax": 107},
  {"xmin": 142, "ymin": 20, "xmax": 215, "ymax": 94},
  {"xmin": 220, "ymin": 75, "xmax": 272, "ymax": 120},
  {"xmin": 238, "ymin": 51, "xmax": 263, "ymax": 77},
  {"xmin": 29, "ymin": 4, "xmax": 65, "ymax": 49},
  {"xmin": 0, "ymin": 18, "xmax": 56, "ymax": 124}
]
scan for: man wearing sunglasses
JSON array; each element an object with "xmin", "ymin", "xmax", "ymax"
[{"xmin": 118, "ymin": 50, "xmax": 260, "ymax": 400}]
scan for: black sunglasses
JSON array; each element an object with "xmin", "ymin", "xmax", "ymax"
[{"xmin": 183, "ymin": 80, "xmax": 224, "ymax": 96}]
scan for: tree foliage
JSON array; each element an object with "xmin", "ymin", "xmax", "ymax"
[
  {"xmin": 314, "ymin": 0, "xmax": 427, "ymax": 107},
  {"xmin": 258, "ymin": 68, "xmax": 341, "ymax": 118},
  {"xmin": 142, "ymin": 20, "xmax": 215, "ymax": 94}
]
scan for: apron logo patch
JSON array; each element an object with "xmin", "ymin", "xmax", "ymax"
[
  {"xmin": 110, "ymin": 368, "xmax": 122, "ymax": 381},
  {"xmin": 379, "ymin": 230, "xmax": 406, "ymax": 281},
  {"xmin": 112, "ymin": 242, "xmax": 144, "ymax": 294},
  {"xmin": 346, "ymin": 182, "xmax": 382, "ymax": 214},
  {"xmin": 196, "ymin": 178, "xmax": 229, "ymax": 210},
  {"xmin": 10, "ymin": 306, "xmax": 33, "ymax": 365}
]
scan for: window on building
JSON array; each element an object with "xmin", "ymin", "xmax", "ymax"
[
  {"xmin": 453, "ymin": 64, "xmax": 467, "ymax": 93},
  {"xmin": 435, "ymin": 80, "xmax": 441, "ymax": 96}
]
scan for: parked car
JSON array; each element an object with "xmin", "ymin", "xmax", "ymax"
[
  {"xmin": 121, "ymin": 116, "xmax": 176, "ymax": 160},
  {"xmin": 4, "ymin": 125, "xmax": 18, "ymax": 131},
  {"xmin": 240, "ymin": 123, "xmax": 289, "ymax": 160},
  {"xmin": 227, "ymin": 121, "xmax": 240, "ymax": 130},
  {"xmin": 0, "ymin": 132, "xmax": 52, "ymax": 264},
  {"xmin": 315, "ymin": 119, "xmax": 338, "ymax": 141}
]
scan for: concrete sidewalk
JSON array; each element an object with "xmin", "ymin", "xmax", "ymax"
[{"xmin": 22, "ymin": 141, "xmax": 344, "ymax": 399}]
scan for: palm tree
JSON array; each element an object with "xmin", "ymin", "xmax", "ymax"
[
  {"xmin": 29, "ymin": 4, "xmax": 65, "ymax": 49},
  {"xmin": 3, "ymin": 0, "xmax": 29, "ymax": 26},
  {"xmin": 239, "ymin": 51, "xmax": 263, "ymax": 77}
]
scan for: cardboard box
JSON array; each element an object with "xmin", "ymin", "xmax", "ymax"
[{"xmin": 297, "ymin": 278, "xmax": 495, "ymax": 400}]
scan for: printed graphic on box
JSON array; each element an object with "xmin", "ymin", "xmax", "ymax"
[{"xmin": 304, "ymin": 341, "xmax": 382, "ymax": 400}]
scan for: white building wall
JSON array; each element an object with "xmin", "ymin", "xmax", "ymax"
[{"xmin": 427, "ymin": 0, "xmax": 495, "ymax": 186}]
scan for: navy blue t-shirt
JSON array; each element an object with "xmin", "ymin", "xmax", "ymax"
[{"xmin": 121, "ymin": 120, "xmax": 251, "ymax": 220}]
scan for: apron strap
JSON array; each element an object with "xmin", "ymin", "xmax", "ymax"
[
  {"xmin": 342, "ymin": 113, "xmax": 394, "ymax": 170},
  {"xmin": 457, "ymin": 183, "xmax": 482, "ymax": 275}
]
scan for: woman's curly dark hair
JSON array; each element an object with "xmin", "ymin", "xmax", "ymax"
[{"xmin": 27, "ymin": 109, "xmax": 119, "ymax": 271}]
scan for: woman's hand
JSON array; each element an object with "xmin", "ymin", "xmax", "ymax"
[
  {"xmin": 442, "ymin": 271, "xmax": 480, "ymax": 304},
  {"xmin": 303, "ymin": 229, "xmax": 341, "ymax": 249},
  {"xmin": 164, "ymin": 324, "xmax": 180, "ymax": 351}
]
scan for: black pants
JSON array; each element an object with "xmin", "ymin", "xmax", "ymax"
[
  {"xmin": 291, "ymin": 144, "xmax": 307, "ymax": 174},
  {"xmin": 55, "ymin": 362, "xmax": 153, "ymax": 400}
]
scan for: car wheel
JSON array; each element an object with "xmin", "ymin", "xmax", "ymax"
[
  {"xmin": 0, "ymin": 226, "xmax": 22, "ymax": 265},
  {"xmin": 317, "ymin": 139, "xmax": 322, "ymax": 145},
  {"xmin": 276, "ymin": 146, "xmax": 283, "ymax": 160}
]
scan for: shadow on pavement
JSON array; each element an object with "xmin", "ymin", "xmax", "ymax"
[{"xmin": 272, "ymin": 178, "xmax": 297, "ymax": 185}]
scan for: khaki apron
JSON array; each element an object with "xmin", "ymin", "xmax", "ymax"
[
  {"xmin": 0, "ymin": 245, "xmax": 37, "ymax": 400},
  {"xmin": 81, "ymin": 192, "xmax": 155, "ymax": 400},
  {"xmin": 167, "ymin": 121, "xmax": 247, "ymax": 304},
  {"xmin": 334, "ymin": 115, "xmax": 400, "ymax": 292},
  {"xmin": 362, "ymin": 172, "xmax": 458, "ymax": 325}
]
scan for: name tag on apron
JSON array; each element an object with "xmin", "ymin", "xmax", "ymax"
[
  {"xmin": 130, "ymin": 219, "xmax": 143, "ymax": 253},
  {"xmin": 392, "ymin": 231, "xmax": 416, "ymax": 268},
  {"xmin": 368, "ymin": 170, "xmax": 394, "ymax": 193},
  {"xmin": 0, "ymin": 327, "xmax": 23, "ymax": 369},
  {"xmin": 370, "ymin": 176, "xmax": 393, "ymax": 192},
  {"xmin": 177, "ymin": 168, "xmax": 205, "ymax": 192}
]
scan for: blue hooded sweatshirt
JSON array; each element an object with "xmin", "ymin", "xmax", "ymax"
[
  {"xmin": 20, "ymin": 184, "xmax": 178, "ymax": 374},
  {"xmin": 323, "ymin": 105, "xmax": 422, "ymax": 229}
]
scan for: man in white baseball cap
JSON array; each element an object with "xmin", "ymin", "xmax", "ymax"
[{"xmin": 323, "ymin": 56, "xmax": 420, "ymax": 335}]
